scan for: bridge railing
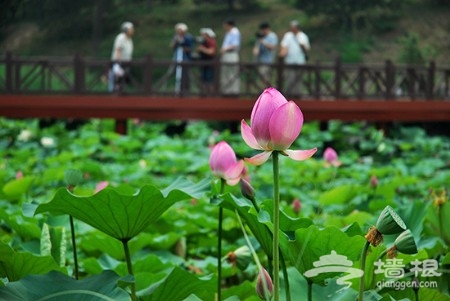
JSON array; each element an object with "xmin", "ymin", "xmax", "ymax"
[{"xmin": 1, "ymin": 51, "xmax": 449, "ymax": 100}]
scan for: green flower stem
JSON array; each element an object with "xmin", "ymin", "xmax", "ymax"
[
  {"xmin": 371, "ymin": 250, "xmax": 387, "ymax": 289},
  {"xmin": 272, "ymin": 151, "xmax": 280, "ymax": 301},
  {"xmin": 217, "ymin": 179, "xmax": 225, "ymax": 301},
  {"xmin": 280, "ymin": 252, "xmax": 291, "ymax": 301},
  {"xmin": 438, "ymin": 205, "xmax": 444, "ymax": 241},
  {"xmin": 250, "ymin": 191, "xmax": 290, "ymax": 301},
  {"xmin": 69, "ymin": 215, "xmax": 79, "ymax": 280},
  {"xmin": 358, "ymin": 241, "xmax": 371, "ymax": 301},
  {"xmin": 66, "ymin": 185, "xmax": 79, "ymax": 280},
  {"xmin": 307, "ymin": 279, "xmax": 313, "ymax": 301},
  {"xmin": 122, "ymin": 239, "xmax": 136, "ymax": 301}
]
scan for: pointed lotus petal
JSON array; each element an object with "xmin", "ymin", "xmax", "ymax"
[
  {"xmin": 283, "ymin": 148, "xmax": 317, "ymax": 161},
  {"xmin": 245, "ymin": 151, "xmax": 272, "ymax": 166},
  {"xmin": 241, "ymin": 120, "xmax": 263, "ymax": 150},
  {"xmin": 269, "ymin": 101, "xmax": 303, "ymax": 150},
  {"xmin": 224, "ymin": 160, "xmax": 245, "ymax": 186},
  {"xmin": 250, "ymin": 88, "xmax": 288, "ymax": 147}
]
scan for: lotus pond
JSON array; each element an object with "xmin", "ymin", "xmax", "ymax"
[{"xmin": 0, "ymin": 112, "xmax": 449, "ymax": 300}]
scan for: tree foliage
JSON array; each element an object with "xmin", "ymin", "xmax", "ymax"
[{"xmin": 294, "ymin": 0, "xmax": 407, "ymax": 32}]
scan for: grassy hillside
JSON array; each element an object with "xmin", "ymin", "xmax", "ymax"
[{"xmin": 1, "ymin": 0, "xmax": 449, "ymax": 65}]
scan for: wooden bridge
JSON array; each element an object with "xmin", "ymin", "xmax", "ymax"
[{"xmin": 1, "ymin": 52, "xmax": 449, "ymax": 133}]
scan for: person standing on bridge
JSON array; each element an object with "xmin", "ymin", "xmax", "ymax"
[
  {"xmin": 220, "ymin": 19, "xmax": 241, "ymax": 96},
  {"xmin": 253, "ymin": 21, "xmax": 278, "ymax": 87},
  {"xmin": 197, "ymin": 28, "xmax": 217, "ymax": 95},
  {"xmin": 171, "ymin": 23, "xmax": 194, "ymax": 95},
  {"xmin": 109, "ymin": 22, "xmax": 134, "ymax": 93},
  {"xmin": 279, "ymin": 20, "xmax": 310, "ymax": 97}
]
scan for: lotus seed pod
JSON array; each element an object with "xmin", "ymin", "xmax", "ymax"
[
  {"xmin": 226, "ymin": 246, "xmax": 252, "ymax": 270},
  {"xmin": 375, "ymin": 206, "xmax": 407, "ymax": 235},
  {"xmin": 394, "ymin": 229, "xmax": 418, "ymax": 255},
  {"xmin": 64, "ymin": 169, "xmax": 83, "ymax": 188}
]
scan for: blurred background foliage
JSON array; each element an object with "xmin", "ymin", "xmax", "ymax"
[{"xmin": 1, "ymin": 0, "xmax": 449, "ymax": 64}]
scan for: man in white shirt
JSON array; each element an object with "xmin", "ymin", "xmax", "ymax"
[
  {"xmin": 279, "ymin": 20, "xmax": 310, "ymax": 96},
  {"xmin": 220, "ymin": 19, "xmax": 241, "ymax": 95},
  {"xmin": 109, "ymin": 22, "xmax": 134, "ymax": 92}
]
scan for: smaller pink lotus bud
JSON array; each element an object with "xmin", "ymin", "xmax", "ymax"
[
  {"xmin": 240, "ymin": 178, "xmax": 256, "ymax": 201},
  {"xmin": 292, "ymin": 198, "xmax": 301, "ymax": 215},
  {"xmin": 15, "ymin": 171, "xmax": 23, "ymax": 179},
  {"xmin": 323, "ymin": 147, "xmax": 341, "ymax": 167},
  {"xmin": 370, "ymin": 175, "xmax": 379, "ymax": 188},
  {"xmin": 209, "ymin": 141, "xmax": 244, "ymax": 186},
  {"xmin": 256, "ymin": 267, "xmax": 273, "ymax": 301}
]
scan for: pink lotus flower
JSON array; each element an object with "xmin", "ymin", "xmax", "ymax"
[
  {"xmin": 210, "ymin": 141, "xmax": 245, "ymax": 186},
  {"xmin": 241, "ymin": 87, "xmax": 317, "ymax": 165},
  {"xmin": 323, "ymin": 147, "xmax": 341, "ymax": 167}
]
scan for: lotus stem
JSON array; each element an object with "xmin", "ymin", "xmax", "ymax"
[
  {"xmin": 280, "ymin": 251, "xmax": 291, "ymax": 301},
  {"xmin": 358, "ymin": 241, "xmax": 371, "ymax": 301},
  {"xmin": 122, "ymin": 239, "xmax": 136, "ymax": 301},
  {"xmin": 69, "ymin": 215, "xmax": 79, "ymax": 280},
  {"xmin": 217, "ymin": 179, "xmax": 225, "ymax": 301},
  {"xmin": 272, "ymin": 151, "xmax": 280, "ymax": 301},
  {"xmin": 307, "ymin": 279, "xmax": 313, "ymax": 301}
]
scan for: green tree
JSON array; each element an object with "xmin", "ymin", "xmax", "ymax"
[{"xmin": 294, "ymin": 0, "xmax": 406, "ymax": 33}]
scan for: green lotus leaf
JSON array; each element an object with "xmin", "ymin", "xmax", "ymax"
[
  {"xmin": 138, "ymin": 266, "xmax": 214, "ymax": 301},
  {"xmin": 2, "ymin": 176, "xmax": 34, "ymax": 201},
  {"xmin": 35, "ymin": 178, "xmax": 209, "ymax": 241},
  {"xmin": 288, "ymin": 225, "xmax": 366, "ymax": 285},
  {"xmin": 0, "ymin": 270, "xmax": 130, "ymax": 301},
  {"xmin": 257, "ymin": 199, "xmax": 313, "ymax": 240},
  {"xmin": 220, "ymin": 193, "xmax": 273, "ymax": 257},
  {"xmin": 0, "ymin": 242, "xmax": 63, "ymax": 282}
]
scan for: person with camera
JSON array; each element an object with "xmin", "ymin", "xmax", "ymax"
[
  {"xmin": 197, "ymin": 28, "xmax": 217, "ymax": 95},
  {"xmin": 109, "ymin": 22, "xmax": 134, "ymax": 93},
  {"xmin": 252, "ymin": 22, "xmax": 278, "ymax": 86},
  {"xmin": 171, "ymin": 23, "xmax": 194, "ymax": 95},
  {"xmin": 279, "ymin": 20, "xmax": 310, "ymax": 96}
]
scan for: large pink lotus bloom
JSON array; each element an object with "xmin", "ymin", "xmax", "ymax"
[
  {"xmin": 210, "ymin": 141, "xmax": 245, "ymax": 186},
  {"xmin": 241, "ymin": 87, "xmax": 317, "ymax": 165},
  {"xmin": 323, "ymin": 147, "xmax": 341, "ymax": 167}
]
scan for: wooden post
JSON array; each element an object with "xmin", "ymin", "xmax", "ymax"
[
  {"xmin": 144, "ymin": 54, "xmax": 153, "ymax": 95},
  {"xmin": 74, "ymin": 54, "xmax": 84, "ymax": 94},
  {"xmin": 358, "ymin": 66, "xmax": 365, "ymax": 99},
  {"xmin": 407, "ymin": 67, "xmax": 415, "ymax": 100},
  {"xmin": 5, "ymin": 51, "xmax": 13, "ymax": 92},
  {"xmin": 334, "ymin": 56, "xmax": 341, "ymax": 99},
  {"xmin": 276, "ymin": 57, "xmax": 284, "ymax": 92},
  {"xmin": 385, "ymin": 60, "xmax": 395, "ymax": 100},
  {"xmin": 314, "ymin": 61, "xmax": 321, "ymax": 99},
  {"xmin": 213, "ymin": 56, "xmax": 220, "ymax": 96},
  {"xmin": 427, "ymin": 61, "xmax": 435, "ymax": 100}
]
